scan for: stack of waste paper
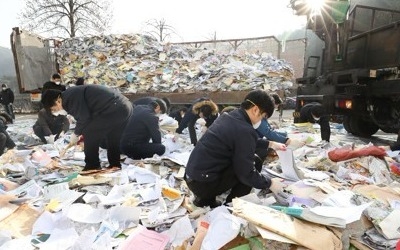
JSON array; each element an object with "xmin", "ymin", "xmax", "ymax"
[
  {"xmin": 56, "ymin": 34, "xmax": 294, "ymax": 93},
  {"xmin": 0, "ymin": 114, "xmax": 400, "ymax": 249}
]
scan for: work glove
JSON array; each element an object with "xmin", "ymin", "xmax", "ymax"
[
  {"xmin": 269, "ymin": 141, "xmax": 287, "ymax": 151},
  {"xmin": 269, "ymin": 178, "xmax": 286, "ymax": 194},
  {"xmin": 45, "ymin": 134, "xmax": 55, "ymax": 144},
  {"xmin": 286, "ymin": 138, "xmax": 305, "ymax": 148},
  {"xmin": 69, "ymin": 133, "xmax": 79, "ymax": 145}
]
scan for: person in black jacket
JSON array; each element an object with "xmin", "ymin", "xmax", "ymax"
[
  {"xmin": 132, "ymin": 97, "xmax": 168, "ymax": 114},
  {"xmin": 120, "ymin": 101, "xmax": 166, "ymax": 159},
  {"xmin": 169, "ymin": 106, "xmax": 187, "ymax": 126},
  {"xmin": 175, "ymin": 98, "xmax": 219, "ymax": 145},
  {"xmin": 184, "ymin": 90, "xmax": 287, "ymax": 208},
  {"xmin": 0, "ymin": 84, "xmax": 15, "ymax": 120},
  {"xmin": 42, "ymin": 73, "xmax": 66, "ymax": 93},
  {"xmin": 40, "ymin": 85, "xmax": 133, "ymax": 171},
  {"xmin": 299, "ymin": 102, "xmax": 331, "ymax": 142},
  {"xmin": 0, "ymin": 113, "xmax": 15, "ymax": 156},
  {"xmin": 33, "ymin": 108, "xmax": 70, "ymax": 144}
]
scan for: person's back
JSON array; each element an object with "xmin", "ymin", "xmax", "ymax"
[{"xmin": 120, "ymin": 103, "xmax": 165, "ymax": 159}]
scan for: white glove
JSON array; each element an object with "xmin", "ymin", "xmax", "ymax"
[
  {"xmin": 69, "ymin": 133, "xmax": 79, "ymax": 145},
  {"xmin": 45, "ymin": 134, "xmax": 55, "ymax": 144},
  {"xmin": 269, "ymin": 178, "xmax": 286, "ymax": 194},
  {"xmin": 286, "ymin": 138, "xmax": 305, "ymax": 148},
  {"xmin": 269, "ymin": 141, "xmax": 287, "ymax": 151}
]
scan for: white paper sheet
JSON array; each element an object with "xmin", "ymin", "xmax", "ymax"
[{"xmin": 276, "ymin": 149, "xmax": 301, "ymax": 181}]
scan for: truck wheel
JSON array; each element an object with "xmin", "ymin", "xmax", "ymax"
[{"xmin": 349, "ymin": 117, "xmax": 379, "ymax": 137}]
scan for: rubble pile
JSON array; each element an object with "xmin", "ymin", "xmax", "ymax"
[
  {"xmin": 0, "ymin": 115, "xmax": 400, "ymax": 249},
  {"xmin": 56, "ymin": 34, "xmax": 294, "ymax": 93}
]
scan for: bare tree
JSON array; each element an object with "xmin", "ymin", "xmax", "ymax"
[
  {"xmin": 19, "ymin": 0, "xmax": 113, "ymax": 38},
  {"xmin": 144, "ymin": 18, "xmax": 177, "ymax": 42}
]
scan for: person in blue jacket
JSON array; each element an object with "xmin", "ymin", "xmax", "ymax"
[{"xmin": 256, "ymin": 93, "xmax": 290, "ymax": 144}]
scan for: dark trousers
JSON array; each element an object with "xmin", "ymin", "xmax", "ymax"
[
  {"xmin": 185, "ymin": 146, "xmax": 268, "ymax": 204},
  {"xmin": 3, "ymin": 104, "xmax": 14, "ymax": 120},
  {"xmin": 121, "ymin": 142, "xmax": 166, "ymax": 160},
  {"xmin": 0, "ymin": 132, "xmax": 16, "ymax": 156},
  {"xmin": 32, "ymin": 125, "xmax": 62, "ymax": 143},
  {"xmin": 82, "ymin": 103, "xmax": 131, "ymax": 168}
]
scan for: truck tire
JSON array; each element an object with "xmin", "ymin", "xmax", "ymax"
[{"xmin": 349, "ymin": 117, "xmax": 379, "ymax": 137}]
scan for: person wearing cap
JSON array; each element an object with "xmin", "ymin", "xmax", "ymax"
[
  {"xmin": 299, "ymin": 102, "xmax": 331, "ymax": 142},
  {"xmin": 32, "ymin": 108, "xmax": 70, "ymax": 144},
  {"xmin": 0, "ymin": 84, "xmax": 15, "ymax": 120},
  {"xmin": 184, "ymin": 90, "xmax": 287, "ymax": 208},
  {"xmin": 175, "ymin": 97, "xmax": 219, "ymax": 145},
  {"xmin": 120, "ymin": 101, "xmax": 166, "ymax": 160},
  {"xmin": 40, "ymin": 85, "xmax": 133, "ymax": 171},
  {"xmin": 42, "ymin": 73, "xmax": 66, "ymax": 93},
  {"xmin": 0, "ymin": 113, "xmax": 15, "ymax": 156}
]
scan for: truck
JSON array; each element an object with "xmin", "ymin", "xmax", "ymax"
[
  {"xmin": 10, "ymin": 28, "xmax": 294, "ymax": 111},
  {"xmin": 290, "ymin": 0, "xmax": 400, "ymax": 138}
]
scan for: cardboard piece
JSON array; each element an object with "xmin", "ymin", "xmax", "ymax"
[
  {"xmin": 0, "ymin": 204, "xmax": 42, "ymax": 238},
  {"xmin": 232, "ymin": 198, "xmax": 342, "ymax": 250}
]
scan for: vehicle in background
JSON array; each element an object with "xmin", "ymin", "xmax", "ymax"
[{"xmin": 290, "ymin": 0, "xmax": 400, "ymax": 137}]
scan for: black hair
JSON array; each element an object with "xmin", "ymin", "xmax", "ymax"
[
  {"xmin": 41, "ymin": 89, "xmax": 62, "ymax": 110},
  {"xmin": 241, "ymin": 90, "xmax": 275, "ymax": 118},
  {"xmin": 271, "ymin": 94, "xmax": 283, "ymax": 105},
  {"xmin": 155, "ymin": 99, "xmax": 167, "ymax": 114},
  {"xmin": 161, "ymin": 97, "xmax": 171, "ymax": 112},
  {"xmin": 52, "ymin": 73, "xmax": 61, "ymax": 80},
  {"xmin": 76, "ymin": 77, "xmax": 85, "ymax": 86},
  {"xmin": 199, "ymin": 105, "xmax": 212, "ymax": 118}
]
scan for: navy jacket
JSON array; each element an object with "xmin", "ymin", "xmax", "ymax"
[
  {"xmin": 0, "ymin": 88, "xmax": 14, "ymax": 105},
  {"xmin": 120, "ymin": 105, "xmax": 161, "ymax": 146},
  {"xmin": 185, "ymin": 108, "xmax": 272, "ymax": 189},
  {"xmin": 33, "ymin": 108, "xmax": 70, "ymax": 135},
  {"xmin": 42, "ymin": 81, "xmax": 66, "ymax": 93},
  {"xmin": 61, "ymin": 85, "xmax": 132, "ymax": 135},
  {"xmin": 299, "ymin": 102, "xmax": 331, "ymax": 141}
]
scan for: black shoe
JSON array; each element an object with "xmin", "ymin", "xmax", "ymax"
[
  {"xmin": 81, "ymin": 166, "xmax": 101, "ymax": 172},
  {"xmin": 193, "ymin": 197, "xmax": 222, "ymax": 208}
]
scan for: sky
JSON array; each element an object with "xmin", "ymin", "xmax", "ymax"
[{"xmin": 0, "ymin": 0, "xmax": 307, "ymax": 48}]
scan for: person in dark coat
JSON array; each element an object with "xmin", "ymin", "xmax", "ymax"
[
  {"xmin": 120, "ymin": 101, "xmax": 166, "ymax": 160},
  {"xmin": 0, "ymin": 113, "xmax": 15, "ymax": 156},
  {"xmin": 32, "ymin": 108, "xmax": 70, "ymax": 144},
  {"xmin": 184, "ymin": 90, "xmax": 287, "ymax": 208},
  {"xmin": 0, "ymin": 84, "xmax": 15, "ymax": 120},
  {"xmin": 299, "ymin": 102, "xmax": 331, "ymax": 142},
  {"xmin": 42, "ymin": 73, "xmax": 66, "ymax": 93},
  {"xmin": 169, "ymin": 106, "xmax": 187, "ymax": 125},
  {"xmin": 175, "ymin": 98, "xmax": 219, "ymax": 145},
  {"xmin": 132, "ymin": 97, "xmax": 168, "ymax": 114},
  {"xmin": 40, "ymin": 85, "xmax": 133, "ymax": 171}
]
